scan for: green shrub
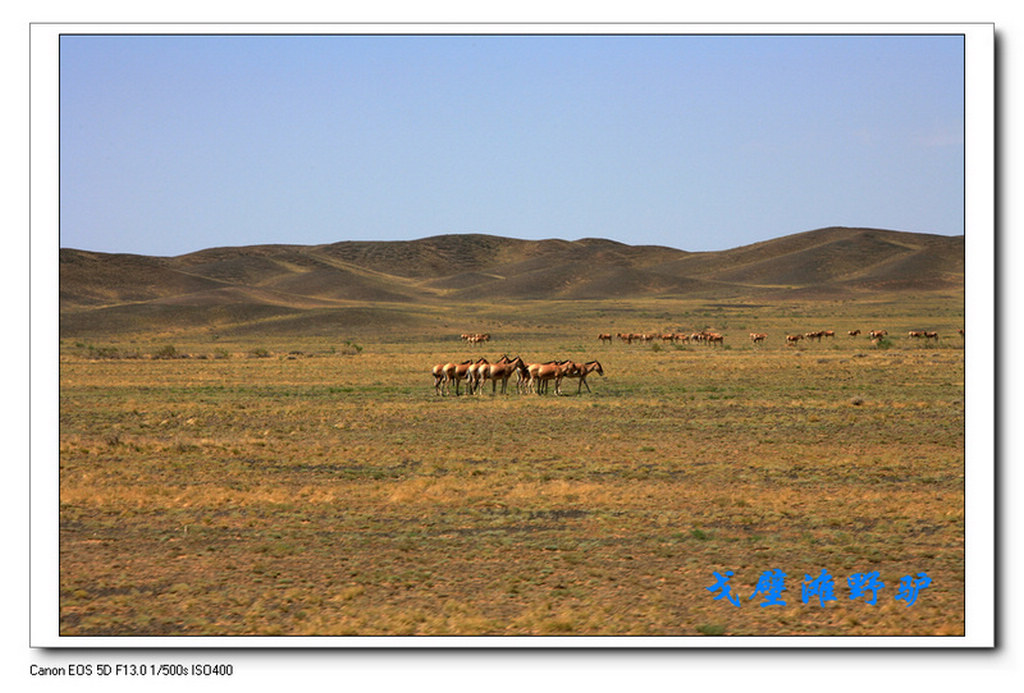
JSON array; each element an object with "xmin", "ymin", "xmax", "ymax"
[
  {"xmin": 152, "ymin": 345, "xmax": 178, "ymax": 360},
  {"xmin": 696, "ymin": 624, "xmax": 726, "ymax": 635},
  {"xmin": 89, "ymin": 345, "xmax": 121, "ymax": 359}
]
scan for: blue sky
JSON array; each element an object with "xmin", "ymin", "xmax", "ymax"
[{"xmin": 59, "ymin": 33, "xmax": 965, "ymax": 257}]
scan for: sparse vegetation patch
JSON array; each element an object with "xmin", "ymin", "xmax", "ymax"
[{"xmin": 58, "ymin": 295, "xmax": 965, "ymax": 637}]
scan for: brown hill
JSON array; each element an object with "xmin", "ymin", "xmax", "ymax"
[
  {"xmin": 59, "ymin": 227, "xmax": 964, "ymax": 337},
  {"xmin": 59, "ymin": 249, "xmax": 226, "ymax": 307},
  {"xmin": 650, "ymin": 227, "xmax": 963, "ymax": 287}
]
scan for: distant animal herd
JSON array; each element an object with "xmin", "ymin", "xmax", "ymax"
[
  {"xmin": 602, "ymin": 328, "xmax": 963, "ymax": 347},
  {"xmin": 434, "ymin": 327, "xmax": 964, "ymax": 396},
  {"xmin": 599, "ymin": 331, "xmax": 726, "ymax": 345},
  {"xmin": 460, "ymin": 333, "xmax": 491, "ymax": 344}
]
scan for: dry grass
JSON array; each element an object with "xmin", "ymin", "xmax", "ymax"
[{"xmin": 58, "ymin": 296, "xmax": 964, "ymax": 637}]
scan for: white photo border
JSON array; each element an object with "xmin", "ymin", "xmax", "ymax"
[{"xmin": 31, "ymin": 21, "xmax": 995, "ymax": 649}]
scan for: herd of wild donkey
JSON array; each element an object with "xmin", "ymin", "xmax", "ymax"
[
  {"xmin": 432, "ymin": 354, "xmax": 603, "ymax": 397},
  {"xmin": 433, "ymin": 328, "xmax": 964, "ymax": 396}
]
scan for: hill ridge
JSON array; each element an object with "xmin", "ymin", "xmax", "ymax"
[{"xmin": 59, "ymin": 227, "xmax": 964, "ymax": 337}]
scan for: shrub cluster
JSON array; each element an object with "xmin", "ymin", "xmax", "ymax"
[
  {"xmin": 71, "ymin": 342, "xmax": 142, "ymax": 359},
  {"xmin": 151, "ymin": 345, "xmax": 180, "ymax": 360}
]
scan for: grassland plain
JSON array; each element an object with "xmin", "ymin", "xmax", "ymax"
[{"xmin": 58, "ymin": 297, "xmax": 965, "ymax": 637}]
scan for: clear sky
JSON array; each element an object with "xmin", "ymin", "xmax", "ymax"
[{"xmin": 59, "ymin": 33, "xmax": 965, "ymax": 257}]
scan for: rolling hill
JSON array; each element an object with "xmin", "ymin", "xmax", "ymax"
[{"xmin": 59, "ymin": 227, "xmax": 965, "ymax": 338}]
